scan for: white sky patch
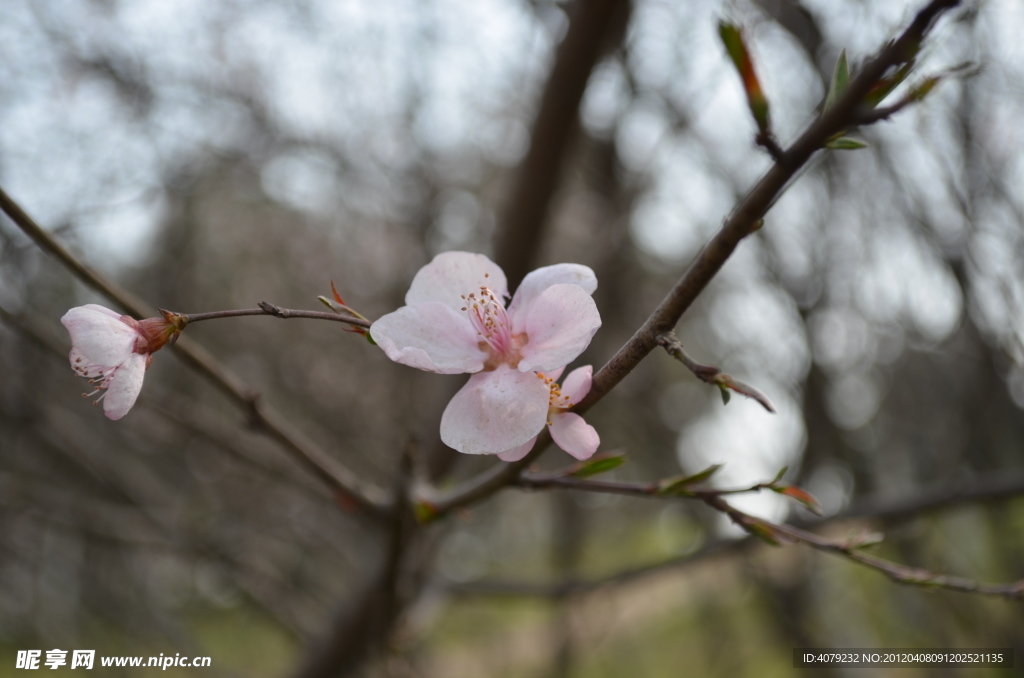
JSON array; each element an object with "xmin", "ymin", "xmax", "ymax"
[
  {"xmin": 627, "ymin": 0, "xmax": 688, "ymax": 92},
  {"xmin": 629, "ymin": 138, "xmax": 734, "ymax": 265},
  {"xmin": 825, "ymin": 369, "xmax": 885, "ymax": 431},
  {"xmin": 477, "ymin": 117, "xmax": 530, "ymax": 167},
  {"xmin": 261, "ymin": 150, "xmax": 340, "ymax": 215},
  {"xmin": 430, "ymin": 189, "xmax": 481, "ymax": 252},
  {"xmin": 809, "ymin": 307, "xmax": 876, "ymax": 373},
  {"xmin": 616, "ymin": 98, "xmax": 670, "ymax": 172},
  {"xmin": 677, "ymin": 391, "xmax": 807, "ymax": 535},
  {"xmin": 78, "ymin": 189, "xmax": 167, "ymax": 270},
  {"xmin": 764, "ymin": 176, "xmax": 828, "ymax": 290},
  {"xmin": 581, "ymin": 59, "xmax": 629, "ymax": 137},
  {"xmin": 416, "ymin": 0, "xmax": 541, "ymax": 154},
  {"xmin": 707, "ymin": 283, "xmax": 810, "ymax": 386},
  {"xmin": 801, "ymin": 0, "xmax": 926, "ymax": 55},
  {"xmin": 856, "ymin": 226, "xmax": 963, "ymax": 343}
]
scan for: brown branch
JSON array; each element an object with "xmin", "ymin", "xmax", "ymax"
[
  {"xmin": 1, "ymin": 301, "xmax": 342, "ymax": 504},
  {"xmin": 576, "ymin": 0, "xmax": 961, "ymax": 411},
  {"xmin": 515, "ymin": 470, "xmax": 773, "ymax": 499},
  {"xmin": 424, "ymin": 0, "xmax": 962, "ymax": 518},
  {"xmin": 657, "ymin": 331, "xmax": 775, "ymax": 412},
  {"xmin": 182, "ymin": 304, "xmax": 371, "ymax": 329},
  {"xmin": 0, "ymin": 184, "xmax": 390, "ymax": 519},
  {"xmin": 291, "ymin": 449, "xmax": 419, "ymax": 678},
  {"xmin": 493, "ymin": 0, "xmax": 631, "ymax": 289},
  {"xmin": 516, "ymin": 465, "xmax": 1024, "ymax": 523},
  {"xmin": 703, "ymin": 494, "xmax": 1024, "ymax": 600},
  {"xmin": 451, "ymin": 468, "xmax": 1024, "ymax": 600}
]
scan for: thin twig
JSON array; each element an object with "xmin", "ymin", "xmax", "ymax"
[
  {"xmin": 494, "ymin": 0, "xmax": 630, "ymax": 289},
  {"xmin": 515, "ymin": 472, "xmax": 774, "ymax": 499},
  {"xmin": 657, "ymin": 331, "xmax": 775, "ymax": 412},
  {"xmin": 450, "ymin": 468, "xmax": 1024, "ymax": 600},
  {"xmin": 703, "ymin": 494, "xmax": 1024, "ymax": 600},
  {"xmin": 756, "ymin": 131, "xmax": 786, "ymax": 163},
  {"xmin": 292, "ymin": 447, "xmax": 419, "ymax": 678},
  {"xmin": 182, "ymin": 305, "xmax": 371, "ymax": 329},
  {"xmin": 424, "ymin": 0, "xmax": 962, "ymax": 518},
  {"xmin": 0, "ymin": 184, "xmax": 390, "ymax": 519}
]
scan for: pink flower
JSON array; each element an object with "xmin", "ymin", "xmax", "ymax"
[
  {"xmin": 370, "ymin": 252, "xmax": 601, "ymax": 456},
  {"xmin": 61, "ymin": 304, "xmax": 184, "ymax": 420},
  {"xmin": 497, "ymin": 365, "xmax": 601, "ymax": 462}
]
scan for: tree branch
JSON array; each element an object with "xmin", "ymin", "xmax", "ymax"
[
  {"xmin": 0, "ymin": 184, "xmax": 390, "ymax": 520},
  {"xmin": 291, "ymin": 449, "xmax": 419, "ymax": 678},
  {"xmin": 449, "ymin": 467, "xmax": 1024, "ymax": 600},
  {"xmin": 424, "ymin": 0, "xmax": 962, "ymax": 518},
  {"xmin": 657, "ymin": 331, "xmax": 775, "ymax": 412},
  {"xmin": 182, "ymin": 304, "xmax": 371, "ymax": 329},
  {"xmin": 703, "ymin": 494, "xmax": 1024, "ymax": 600},
  {"xmin": 493, "ymin": 0, "xmax": 630, "ymax": 289}
]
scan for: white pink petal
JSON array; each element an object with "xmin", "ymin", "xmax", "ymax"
[
  {"xmin": 440, "ymin": 366, "xmax": 549, "ymax": 455},
  {"xmin": 405, "ymin": 252, "xmax": 509, "ymax": 310},
  {"xmin": 370, "ymin": 302, "xmax": 487, "ymax": 374},
  {"xmin": 61, "ymin": 305, "xmax": 138, "ymax": 367},
  {"xmin": 514, "ymin": 284, "xmax": 601, "ymax": 373},
  {"xmin": 559, "ymin": 365, "xmax": 593, "ymax": 406},
  {"xmin": 101, "ymin": 353, "xmax": 148, "ymax": 420},
  {"xmin": 496, "ymin": 437, "xmax": 538, "ymax": 462},
  {"xmin": 507, "ymin": 263, "xmax": 597, "ymax": 318},
  {"xmin": 549, "ymin": 411, "xmax": 600, "ymax": 461}
]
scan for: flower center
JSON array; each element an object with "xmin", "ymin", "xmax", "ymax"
[{"xmin": 461, "ymin": 285, "xmax": 519, "ymax": 366}]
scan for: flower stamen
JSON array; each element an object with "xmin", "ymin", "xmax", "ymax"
[{"xmin": 462, "ymin": 285, "xmax": 515, "ymax": 359}]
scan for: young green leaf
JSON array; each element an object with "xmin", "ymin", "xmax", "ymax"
[
  {"xmin": 569, "ymin": 452, "xmax": 627, "ymax": 478},
  {"xmin": 657, "ymin": 464, "xmax": 723, "ymax": 495},
  {"xmin": 713, "ymin": 373, "xmax": 775, "ymax": 412},
  {"xmin": 826, "ymin": 137, "xmax": 868, "ymax": 150},
  {"xmin": 824, "ymin": 49, "xmax": 849, "ymax": 111}
]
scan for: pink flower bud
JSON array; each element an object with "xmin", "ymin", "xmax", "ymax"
[{"xmin": 61, "ymin": 304, "xmax": 184, "ymax": 420}]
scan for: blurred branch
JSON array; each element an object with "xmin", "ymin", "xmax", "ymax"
[
  {"xmin": 291, "ymin": 450, "xmax": 418, "ymax": 678},
  {"xmin": 704, "ymin": 494, "xmax": 1024, "ymax": 600},
  {"xmin": 0, "ymin": 185, "xmax": 390, "ymax": 519},
  {"xmin": 453, "ymin": 467, "xmax": 1024, "ymax": 599},
  {"xmin": 494, "ymin": 0, "xmax": 630, "ymax": 289},
  {"xmin": 577, "ymin": 0, "xmax": 961, "ymax": 409},
  {"xmin": 431, "ymin": 0, "xmax": 631, "ymax": 499},
  {"xmin": 516, "ymin": 470, "xmax": 776, "ymax": 500},
  {"xmin": 1, "ymin": 302, "xmax": 340, "ymax": 504},
  {"xmin": 0, "ymin": 472, "xmax": 165, "ymax": 547},
  {"xmin": 424, "ymin": 0, "xmax": 962, "ymax": 518}
]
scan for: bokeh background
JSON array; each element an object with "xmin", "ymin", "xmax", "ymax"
[{"xmin": 1, "ymin": 0, "xmax": 1022, "ymax": 675}]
